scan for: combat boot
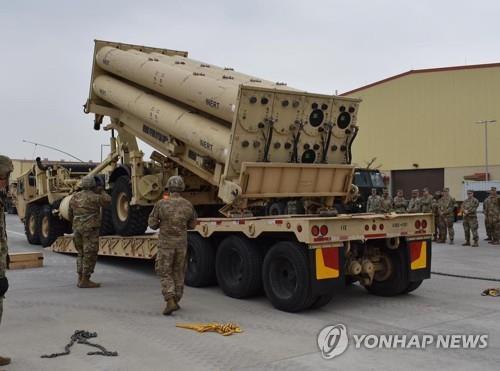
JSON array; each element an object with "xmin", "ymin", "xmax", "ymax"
[
  {"xmin": 489, "ymin": 240, "xmax": 500, "ymax": 245},
  {"xmin": 163, "ymin": 298, "xmax": 177, "ymax": 316},
  {"xmin": 78, "ymin": 276, "xmax": 101, "ymax": 288},
  {"xmin": 0, "ymin": 355, "xmax": 11, "ymax": 366},
  {"xmin": 77, "ymin": 273, "xmax": 83, "ymax": 287},
  {"xmin": 472, "ymin": 241, "xmax": 479, "ymax": 247},
  {"xmin": 462, "ymin": 241, "xmax": 470, "ymax": 246},
  {"xmin": 449, "ymin": 239, "xmax": 454, "ymax": 245}
]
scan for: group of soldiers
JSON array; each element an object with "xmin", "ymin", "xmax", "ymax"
[
  {"xmin": 70, "ymin": 174, "xmax": 196, "ymax": 316},
  {"xmin": 0, "ymin": 154, "xmax": 196, "ymax": 367},
  {"xmin": 366, "ymin": 186, "xmax": 500, "ymax": 247}
]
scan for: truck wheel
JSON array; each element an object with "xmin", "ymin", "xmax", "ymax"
[
  {"xmin": 405, "ymin": 280, "xmax": 423, "ymax": 294},
  {"xmin": 364, "ymin": 248, "xmax": 409, "ymax": 297},
  {"xmin": 39, "ymin": 205, "xmax": 66, "ymax": 247},
  {"xmin": 266, "ymin": 201, "xmax": 287, "ymax": 216},
  {"xmin": 111, "ymin": 176, "xmax": 150, "ymax": 236},
  {"xmin": 100, "ymin": 205, "xmax": 115, "ymax": 236},
  {"xmin": 185, "ymin": 233, "xmax": 216, "ymax": 287},
  {"xmin": 216, "ymin": 236, "xmax": 263, "ymax": 298},
  {"xmin": 310, "ymin": 293, "xmax": 334, "ymax": 310},
  {"xmin": 262, "ymin": 241, "xmax": 313, "ymax": 312},
  {"xmin": 24, "ymin": 204, "xmax": 41, "ymax": 245}
]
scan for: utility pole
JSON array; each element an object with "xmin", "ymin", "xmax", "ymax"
[{"xmin": 475, "ymin": 120, "xmax": 496, "ymax": 181}]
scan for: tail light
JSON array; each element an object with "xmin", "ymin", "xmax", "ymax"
[
  {"xmin": 379, "ymin": 224, "xmax": 384, "ymax": 230},
  {"xmin": 415, "ymin": 220, "xmax": 421, "ymax": 229},
  {"xmin": 320, "ymin": 225, "xmax": 328, "ymax": 236},
  {"xmin": 311, "ymin": 225, "xmax": 320, "ymax": 236},
  {"xmin": 421, "ymin": 219, "xmax": 428, "ymax": 229}
]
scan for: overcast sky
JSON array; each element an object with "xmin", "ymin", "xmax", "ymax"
[{"xmin": 1, "ymin": 0, "xmax": 499, "ymax": 162}]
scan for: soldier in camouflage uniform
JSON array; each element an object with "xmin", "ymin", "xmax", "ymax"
[
  {"xmin": 407, "ymin": 189, "xmax": 421, "ymax": 213},
  {"xmin": 437, "ymin": 188, "xmax": 456, "ymax": 244},
  {"xmin": 483, "ymin": 187, "xmax": 497, "ymax": 241},
  {"xmin": 69, "ymin": 176, "xmax": 111, "ymax": 288},
  {"xmin": 420, "ymin": 187, "xmax": 433, "ymax": 213},
  {"xmin": 432, "ymin": 191, "xmax": 442, "ymax": 241},
  {"xmin": 0, "ymin": 155, "xmax": 13, "ymax": 367},
  {"xmin": 148, "ymin": 176, "xmax": 197, "ymax": 315},
  {"xmin": 485, "ymin": 188, "xmax": 500, "ymax": 245},
  {"xmin": 366, "ymin": 188, "xmax": 382, "ymax": 213},
  {"xmin": 392, "ymin": 189, "xmax": 408, "ymax": 213},
  {"xmin": 461, "ymin": 190, "xmax": 479, "ymax": 247},
  {"xmin": 380, "ymin": 188, "xmax": 393, "ymax": 213}
]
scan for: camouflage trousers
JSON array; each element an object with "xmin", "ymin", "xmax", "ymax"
[
  {"xmin": 0, "ymin": 237, "xmax": 7, "ymax": 326},
  {"xmin": 155, "ymin": 246, "xmax": 187, "ymax": 302},
  {"xmin": 73, "ymin": 228, "xmax": 100, "ymax": 276},
  {"xmin": 463, "ymin": 215, "xmax": 479, "ymax": 243},
  {"xmin": 438, "ymin": 215, "xmax": 455, "ymax": 241},
  {"xmin": 485, "ymin": 217, "xmax": 492, "ymax": 239},
  {"xmin": 433, "ymin": 215, "xmax": 441, "ymax": 240},
  {"xmin": 489, "ymin": 217, "xmax": 500, "ymax": 242}
]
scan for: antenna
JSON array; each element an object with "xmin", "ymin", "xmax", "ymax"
[{"xmin": 22, "ymin": 140, "xmax": 84, "ymax": 162}]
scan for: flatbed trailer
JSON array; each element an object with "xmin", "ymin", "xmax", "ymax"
[{"xmin": 51, "ymin": 212, "xmax": 433, "ymax": 312}]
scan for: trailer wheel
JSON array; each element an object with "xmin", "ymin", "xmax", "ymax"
[
  {"xmin": 263, "ymin": 241, "xmax": 313, "ymax": 312},
  {"xmin": 39, "ymin": 205, "xmax": 66, "ymax": 247},
  {"xmin": 100, "ymin": 205, "xmax": 115, "ymax": 236},
  {"xmin": 215, "ymin": 236, "xmax": 263, "ymax": 298},
  {"xmin": 310, "ymin": 292, "xmax": 334, "ymax": 310},
  {"xmin": 364, "ymin": 248, "xmax": 409, "ymax": 297},
  {"xmin": 185, "ymin": 233, "xmax": 216, "ymax": 287},
  {"xmin": 111, "ymin": 176, "xmax": 150, "ymax": 236},
  {"xmin": 405, "ymin": 280, "xmax": 423, "ymax": 293},
  {"xmin": 24, "ymin": 204, "xmax": 41, "ymax": 245}
]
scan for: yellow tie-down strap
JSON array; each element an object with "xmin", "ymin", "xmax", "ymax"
[{"xmin": 176, "ymin": 322, "xmax": 243, "ymax": 336}]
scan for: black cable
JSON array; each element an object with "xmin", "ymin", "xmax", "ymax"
[{"xmin": 432, "ymin": 271, "xmax": 500, "ymax": 282}]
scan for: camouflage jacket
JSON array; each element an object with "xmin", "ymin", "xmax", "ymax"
[
  {"xmin": 380, "ymin": 196, "xmax": 393, "ymax": 213},
  {"xmin": 148, "ymin": 194, "xmax": 197, "ymax": 249},
  {"xmin": 420, "ymin": 194, "xmax": 434, "ymax": 213},
  {"xmin": 0, "ymin": 200, "xmax": 6, "ymax": 278},
  {"xmin": 366, "ymin": 195, "xmax": 382, "ymax": 213},
  {"xmin": 484, "ymin": 196, "xmax": 500, "ymax": 219},
  {"xmin": 69, "ymin": 190, "xmax": 111, "ymax": 232},
  {"xmin": 392, "ymin": 196, "xmax": 408, "ymax": 213},
  {"xmin": 438, "ymin": 195, "xmax": 456, "ymax": 216},
  {"xmin": 462, "ymin": 197, "xmax": 479, "ymax": 218},
  {"xmin": 407, "ymin": 197, "xmax": 421, "ymax": 213},
  {"xmin": 431, "ymin": 198, "xmax": 441, "ymax": 216}
]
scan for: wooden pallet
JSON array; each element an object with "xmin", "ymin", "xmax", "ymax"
[{"xmin": 8, "ymin": 252, "xmax": 44, "ymax": 270}]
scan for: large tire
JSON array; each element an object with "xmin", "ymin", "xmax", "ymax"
[
  {"xmin": 310, "ymin": 292, "xmax": 334, "ymax": 310},
  {"xmin": 405, "ymin": 280, "xmax": 423, "ymax": 294},
  {"xmin": 100, "ymin": 205, "xmax": 115, "ymax": 236},
  {"xmin": 364, "ymin": 248, "xmax": 410, "ymax": 297},
  {"xmin": 24, "ymin": 204, "xmax": 41, "ymax": 245},
  {"xmin": 262, "ymin": 241, "xmax": 314, "ymax": 312},
  {"xmin": 39, "ymin": 205, "xmax": 66, "ymax": 247},
  {"xmin": 111, "ymin": 176, "xmax": 150, "ymax": 236},
  {"xmin": 185, "ymin": 233, "xmax": 216, "ymax": 287},
  {"xmin": 215, "ymin": 235, "xmax": 263, "ymax": 298},
  {"xmin": 266, "ymin": 201, "xmax": 287, "ymax": 216}
]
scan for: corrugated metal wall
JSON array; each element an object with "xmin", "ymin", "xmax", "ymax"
[
  {"xmin": 391, "ymin": 168, "xmax": 444, "ymax": 197},
  {"xmin": 344, "ymin": 65, "xmax": 500, "ymax": 171}
]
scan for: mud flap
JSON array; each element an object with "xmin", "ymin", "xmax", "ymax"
[
  {"xmin": 308, "ymin": 245, "xmax": 345, "ymax": 297},
  {"xmin": 407, "ymin": 239, "xmax": 432, "ymax": 282}
]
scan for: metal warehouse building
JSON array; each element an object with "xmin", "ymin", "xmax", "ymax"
[{"xmin": 342, "ymin": 63, "xmax": 500, "ymax": 200}]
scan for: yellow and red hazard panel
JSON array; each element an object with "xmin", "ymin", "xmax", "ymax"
[
  {"xmin": 315, "ymin": 247, "xmax": 340, "ymax": 280},
  {"xmin": 409, "ymin": 240, "xmax": 428, "ymax": 270}
]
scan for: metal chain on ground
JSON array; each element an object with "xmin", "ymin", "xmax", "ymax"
[
  {"xmin": 176, "ymin": 322, "xmax": 243, "ymax": 336},
  {"xmin": 431, "ymin": 271, "xmax": 500, "ymax": 282},
  {"xmin": 41, "ymin": 330, "xmax": 118, "ymax": 358}
]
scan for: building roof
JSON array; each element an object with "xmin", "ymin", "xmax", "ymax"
[{"xmin": 341, "ymin": 62, "xmax": 500, "ymax": 96}]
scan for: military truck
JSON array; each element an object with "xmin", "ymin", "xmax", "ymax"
[
  {"xmin": 351, "ymin": 168, "xmax": 386, "ymax": 212},
  {"xmin": 51, "ymin": 40, "xmax": 432, "ymax": 312},
  {"xmin": 15, "ymin": 158, "xmax": 107, "ymax": 247}
]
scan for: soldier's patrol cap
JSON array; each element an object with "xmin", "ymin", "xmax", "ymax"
[
  {"xmin": 371, "ymin": 188, "xmax": 377, "ymax": 191},
  {"xmin": 443, "ymin": 187, "xmax": 449, "ymax": 192},
  {"xmin": 491, "ymin": 187, "xmax": 497, "ymax": 191},
  {"xmin": 423, "ymin": 187, "xmax": 429, "ymax": 192},
  {"xmin": 383, "ymin": 188, "xmax": 389, "ymax": 192},
  {"xmin": 397, "ymin": 189, "xmax": 403, "ymax": 192},
  {"xmin": 412, "ymin": 189, "xmax": 419, "ymax": 193},
  {"xmin": 467, "ymin": 190, "xmax": 474, "ymax": 194}
]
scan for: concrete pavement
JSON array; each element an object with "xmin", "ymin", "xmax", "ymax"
[{"xmin": 0, "ymin": 213, "xmax": 499, "ymax": 370}]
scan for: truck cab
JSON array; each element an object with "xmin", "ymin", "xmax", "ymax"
[{"xmin": 352, "ymin": 168, "xmax": 385, "ymax": 212}]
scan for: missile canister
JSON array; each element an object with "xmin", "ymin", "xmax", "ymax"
[
  {"xmin": 96, "ymin": 46, "xmax": 239, "ymax": 123},
  {"xmin": 93, "ymin": 75, "xmax": 231, "ymax": 163}
]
